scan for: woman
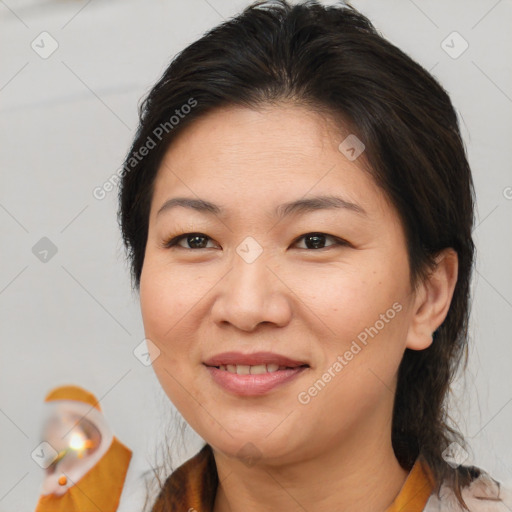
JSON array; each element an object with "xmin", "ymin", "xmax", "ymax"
[{"xmin": 117, "ymin": 1, "xmax": 511, "ymax": 510}]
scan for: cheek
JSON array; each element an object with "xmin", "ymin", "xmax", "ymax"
[
  {"xmin": 291, "ymin": 262, "xmax": 405, "ymax": 330},
  {"xmin": 139, "ymin": 264, "xmax": 183, "ymax": 370},
  {"xmin": 294, "ymin": 264, "xmax": 410, "ymax": 384},
  {"xmin": 139, "ymin": 258, "xmax": 210, "ymax": 401},
  {"xmin": 139, "ymin": 258, "xmax": 201, "ymax": 339}
]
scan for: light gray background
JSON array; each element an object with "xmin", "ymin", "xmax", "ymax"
[{"xmin": 1, "ymin": 0, "xmax": 511, "ymax": 510}]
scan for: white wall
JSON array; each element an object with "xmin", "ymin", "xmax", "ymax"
[{"xmin": 1, "ymin": 0, "xmax": 511, "ymax": 510}]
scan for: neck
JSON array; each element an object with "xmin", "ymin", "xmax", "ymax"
[{"xmin": 212, "ymin": 421, "xmax": 409, "ymax": 512}]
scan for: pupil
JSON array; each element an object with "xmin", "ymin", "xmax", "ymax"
[
  {"xmin": 306, "ymin": 233, "xmax": 325, "ymax": 249},
  {"xmin": 189, "ymin": 234, "xmax": 206, "ymax": 248}
]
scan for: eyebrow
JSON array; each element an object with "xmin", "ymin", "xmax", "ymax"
[{"xmin": 156, "ymin": 194, "xmax": 367, "ymax": 219}]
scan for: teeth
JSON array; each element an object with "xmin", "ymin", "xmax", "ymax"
[
  {"xmin": 217, "ymin": 363, "xmax": 294, "ymax": 374},
  {"xmin": 249, "ymin": 364, "xmax": 267, "ymax": 375}
]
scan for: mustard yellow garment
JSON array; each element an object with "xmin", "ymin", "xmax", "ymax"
[
  {"xmin": 151, "ymin": 444, "xmax": 435, "ymax": 512},
  {"xmin": 35, "ymin": 435, "xmax": 132, "ymax": 512}
]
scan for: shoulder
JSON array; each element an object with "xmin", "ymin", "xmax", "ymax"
[
  {"xmin": 149, "ymin": 444, "xmax": 218, "ymax": 511},
  {"xmin": 424, "ymin": 465, "xmax": 512, "ymax": 512}
]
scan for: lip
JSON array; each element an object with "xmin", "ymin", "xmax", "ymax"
[
  {"xmin": 203, "ymin": 352, "xmax": 309, "ymax": 396},
  {"xmin": 203, "ymin": 351, "xmax": 308, "ymax": 368},
  {"xmin": 205, "ymin": 365, "xmax": 308, "ymax": 396}
]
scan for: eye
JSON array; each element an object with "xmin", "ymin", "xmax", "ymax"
[
  {"xmin": 162, "ymin": 232, "xmax": 350, "ymax": 250},
  {"xmin": 162, "ymin": 232, "xmax": 218, "ymax": 250},
  {"xmin": 292, "ymin": 232, "xmax": 349, "ymax": 250}
]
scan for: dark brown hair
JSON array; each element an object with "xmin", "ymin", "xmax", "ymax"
[{"xmin": 118, "ymin": 0, "xmax": 476, "ymax": 509}]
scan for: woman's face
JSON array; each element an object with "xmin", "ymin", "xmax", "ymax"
[{"xmin": 140, "ymin": 104, "xmax": 425, "ymax": 465}]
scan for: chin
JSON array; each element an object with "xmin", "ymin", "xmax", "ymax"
[{"xmin": 205, "ymin": 431, "xmax": 301, "ymax": 466}]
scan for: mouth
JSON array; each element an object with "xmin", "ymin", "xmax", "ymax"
[
  {"xmin": 207, "ymin": 363, "xmax": 309, "ymax": 374},
  {"xmin": 203, "ymin": 351, "xmax": 309, "ymax": 369},
  {"xmin": 203, "ymin": 352, "xmax": 310, "ymax": 396}
]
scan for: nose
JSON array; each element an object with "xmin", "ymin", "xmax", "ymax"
[{"xmin": 210, "ymin": 249, "xmax": 292, "ymax": 332}]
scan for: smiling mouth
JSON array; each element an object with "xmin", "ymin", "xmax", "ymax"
[
  {"xmin": 209, "ymin": 363, "xmax": 309, "ymax": 374},
  {"xmin": 204, "ymin": 362, "xmax": 310, "ymax": 396}
]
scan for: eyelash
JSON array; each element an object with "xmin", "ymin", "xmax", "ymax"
[{"xmin": 161, "ymin": 232, "xmax": 352, "ymax": 251}]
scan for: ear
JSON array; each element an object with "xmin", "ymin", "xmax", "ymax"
[{"xmin": 406, "ymin": 248, "xmax": 458, "ymax": 351}]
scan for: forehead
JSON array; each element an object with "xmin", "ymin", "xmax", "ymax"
[
  {"xmin": 150, "ymin": 104, "xmax": 392, "ymax": 221},
  {"xmin": 159, "ymin": 103, "xmax": 348, "ymax": 169}
]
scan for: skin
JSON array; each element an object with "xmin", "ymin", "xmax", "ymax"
[{"xmin": 139, "ymin": 104, "xmax": 458, "ymax": 512}]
